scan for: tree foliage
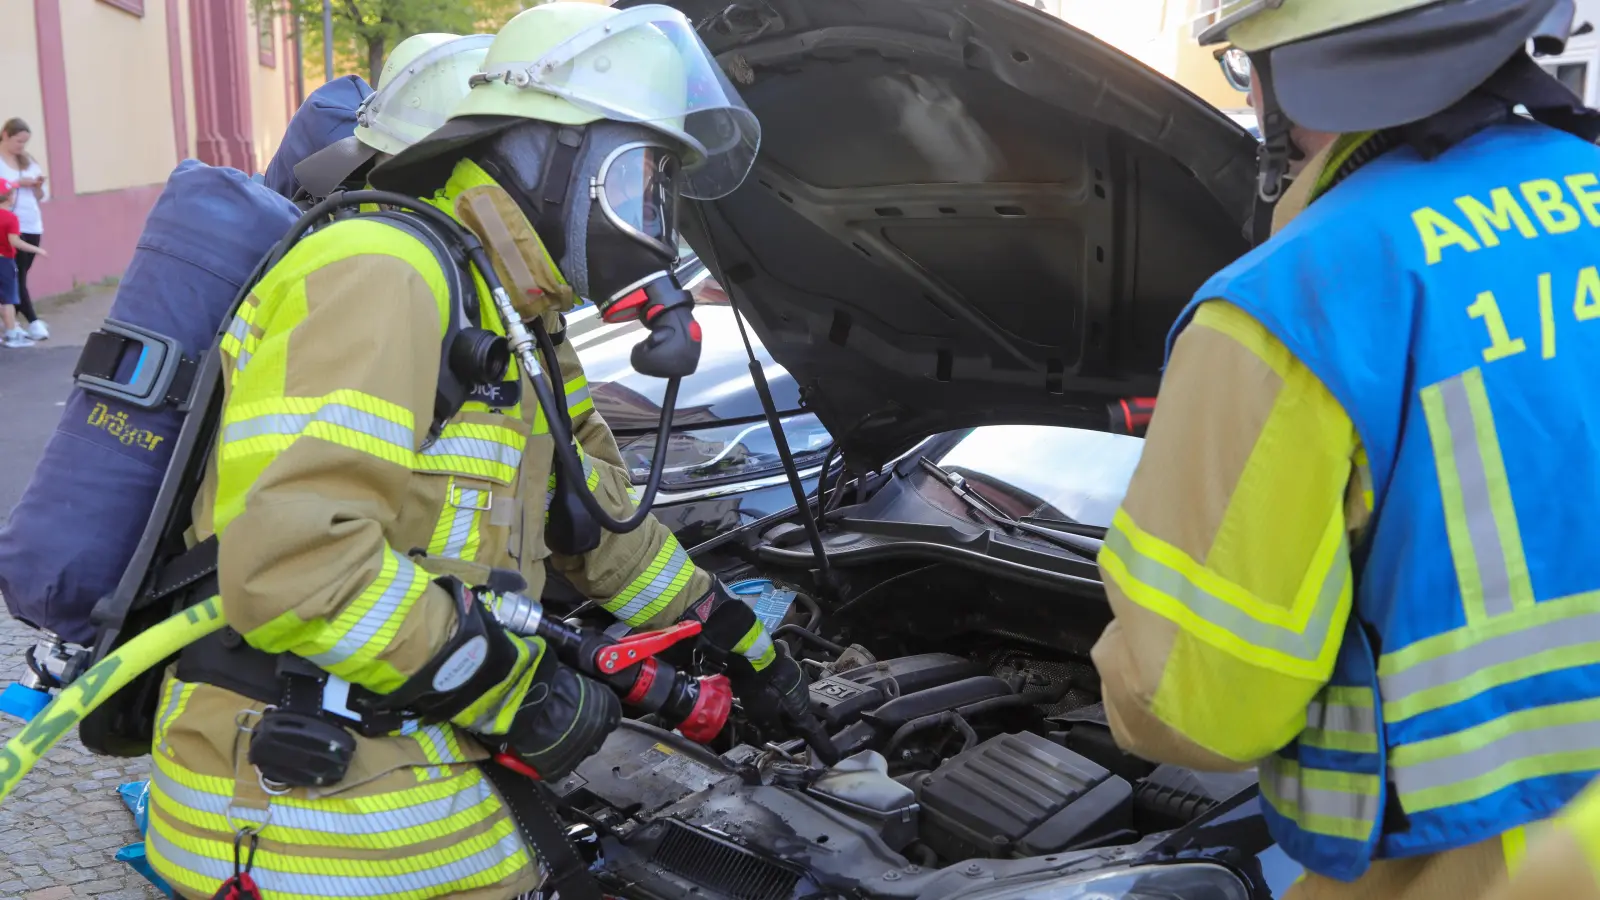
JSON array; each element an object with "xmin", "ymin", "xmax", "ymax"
[{"xmin": 259, "ymin": 0, "xmax": 525, "ymax": 85}]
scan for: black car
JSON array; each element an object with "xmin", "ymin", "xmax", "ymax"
[{"xmin": 551, "ymin": 0, "xmax": 1298, "ymax": 896}]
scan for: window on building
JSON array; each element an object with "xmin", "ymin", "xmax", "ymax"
[
  {"xmin": 98, "ymin": 0, "xmax": 145, "ymax": 15},
  {"xmin": 258, "ymin": 12, "xmax": 277, "ymax": 68},
  {"xmin": 1190, "ymin": 0, "xmax": 1222, "ymax": 38}
]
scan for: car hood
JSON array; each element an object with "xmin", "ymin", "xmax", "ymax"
[{"xmin": 641, "ymin": 0, "xmax": 1263, "ymax": 466}]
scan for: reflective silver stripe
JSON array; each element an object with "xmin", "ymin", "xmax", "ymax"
[
  {"xmin": 1103, "ymin": 528, "xmax": 1348, "ymax": 662},
  {"xmin": 235, "ymin": 349, "xmax": 252, "ymax": 372},
  {"xmin": 223, "ymin": 406, "xmax": 413, "ymax": 452},
  {"xmin": 422, "ymin": 436, "xmax": 520, "ymax": 469},
  {"xmin": 415, "ymin": 724, "xmax": 457, "ymax": 765},
  {"xmin": 304, "ymin": 552, "xmax": 420, "ymax": 671},
  {"xmin": 743, "ymin": 629, "xmax": 774, "ymax": 666},
  {"xmin": 146, "ymin": 816, "xmax": 528, "ymax": 897},
  {"xmin": 566, "ymin": 380, "xmax": 591, "ymax": 410},
  {"xmin": 226, "ymin": 315, "xmax": 251, "ymax": 345},
  {"xmin": 151, "ymin": 764, "xmax": 495, "ymax": 836},
  {"xmin": 441, "ymin": 491, "xmax": 482, "ymax": 559},
  {"xmin": 608, "ymin": 543, "xmax": 691, "ymax": 624},
  {"xmin": 1393, "ymin": 716, "xmax": 1600, "ymax": 796},
  {"xmin": 1432, "ymin": 374, "xmax": 1517, "ymax": 618},
  {"xmin": 1258, "ymin": 756, "xmax": 1381, "ymax": 838},
  {"xmin": 1306, "ymin": 699, "xmax": 1376, "ymax": 735},
  {"xmin": 154, "ymin": 682, "xmax": 188, "ymax": 753},
  {"xmin": 1380, "ymin": 603, "xmax": 1600, "ymax": 706}
]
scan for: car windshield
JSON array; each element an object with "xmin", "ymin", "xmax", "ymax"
[{"xmin": 928, "ymin": 425, "xmax": 1144, "ymax": 529}]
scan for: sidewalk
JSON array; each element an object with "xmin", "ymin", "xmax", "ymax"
[{"xmin": 0, "ymin": 282, "xmax": 163, "ymax": 900}]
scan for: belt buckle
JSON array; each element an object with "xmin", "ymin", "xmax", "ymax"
[{"xmin": 449, "ymin": 482, "xmax": 494, "ymax": 512}]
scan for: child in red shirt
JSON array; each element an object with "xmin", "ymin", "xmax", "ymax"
[{"xmin": 0, "ymin": 178, "xmax": 46, "ymax": 347}]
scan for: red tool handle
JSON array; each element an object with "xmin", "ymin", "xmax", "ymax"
[
  {"xmin": 593, "ymin": 620, "xmax": 702, "ymax": 675},
  {"xmin": 1110, "ymin": 396, "xmax": 1157, "ymax": 437},
  {"xmin": 495, "ymin": 751, "xmax": 542, "ymax": 780}
]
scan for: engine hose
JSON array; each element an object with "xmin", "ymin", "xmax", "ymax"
[
  {"xmin": 0, "ymin": 597, "xmax": 226, "ymax": 805},
  {"xmin": 773, "ymin": 625, "xmax": 845, "ymax": 657},
  {"xmin": 884, "ymin": 710, "xmax": 978, "ymax": 757}
]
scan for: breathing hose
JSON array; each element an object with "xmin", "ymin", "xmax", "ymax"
[{"xmin": 0, "ymin": 597, "xmax": 225, "ymax": 805}]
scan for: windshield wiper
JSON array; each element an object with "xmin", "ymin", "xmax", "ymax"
[{"xmin": 917, "ymin": 458, "xmax": 1103, "ymax": 558}]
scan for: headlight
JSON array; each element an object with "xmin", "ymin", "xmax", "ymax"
[
  {"xmin": 618, "ymin": 413, "xmax": 833, "ymax": 489},
  {"xmin": 957, "ymin": 862, "xmax": 1249, "ymax": 900}
]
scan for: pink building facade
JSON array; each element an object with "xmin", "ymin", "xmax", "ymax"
[{"xmin": 2, "ymin": 0, "xmax": 301, "ymax": 297}]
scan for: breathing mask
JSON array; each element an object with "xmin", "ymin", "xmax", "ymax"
[{"xmin": 476, "ymin": 120, "xmax": 700, "ymax": 379}]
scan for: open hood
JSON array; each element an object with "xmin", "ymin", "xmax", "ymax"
[{"xmin": 632, "ymin": 0, "xmax": 1263, "ymax": 467}]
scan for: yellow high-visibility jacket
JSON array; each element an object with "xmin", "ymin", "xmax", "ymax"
[
  {"xmin": 1092, "ymin": 137, "xmax": 1531, "ymax": 900},
  {"xmin": 147, "ymin": 160, "xmax": 717, "ymax": 899}
]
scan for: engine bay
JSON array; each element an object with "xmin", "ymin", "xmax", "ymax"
[{"xmin": 551, "ymin": 554, "xmax": 1260, "ymax": 900}]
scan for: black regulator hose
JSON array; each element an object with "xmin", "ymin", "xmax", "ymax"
[
  {"xmin": 289, "ymin": 190, "xmax": 687, "ymax": 536},
  {"xmin": 530, "ymin": 315, "xmax": 680, "ymax": 533}
]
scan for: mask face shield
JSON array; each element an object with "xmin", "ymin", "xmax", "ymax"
[
  {"xmin": 1215, "ymin": 46, "xmax": 1253, "ymax": 93},
  {"xmin": 475, "ymin": 4, "xmax": 761, "ymax": 200},
  {"xmin": 594, "ymin": 141, "xmax": 682, "ymax": 261}
]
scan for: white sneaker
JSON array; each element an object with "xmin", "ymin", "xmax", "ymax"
[
  {"xmin": 3, "ymin": 328, "xmax": 35, "ymax": 348},
  {"xmin": 26, "ymin": 320, "xmax": 48, "ymax": 340}
]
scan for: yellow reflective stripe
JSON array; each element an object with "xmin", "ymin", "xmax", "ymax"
[
  {"xmin": 246, "ymin": 549, "xmax": 428, "ymax": 694},
  {"xmin": 458, "ymin": 637, "xmax": 540, "ymax": 734},
  {"xmin": 221, "ymin": 389, "xmax": 417, "ymax": 469},
  {"xmin": 152, "ymin": 678, "xmax": 199, "ymax": 758},
  {"xmin": 150, "ymin": 757, "xmax": 503, "ymax": 851},
  {"xmin": 427, "ymin": 477, "xmax": 486, "ymax": 562},
  {"xmin": 732, "ymin": 621, "xmax": 777, "ymax": 672},
  {"xmin": 1258, "ymin": 755, "xmax": 1381, "ymax": 841},
  {"xmin": 1100, "ymin": 508, "xmax": 1351, "ymax": 679},
  {"xmin": 1390, "ymin": 695, "xmax": 1600, "ymax": 812},
  {"xmin": 1503, "ymin": 825, "xmax": 1528, "ymax": 875},
  {"xmin": 566, "ymin": 374, "xmax": 594, "ymax": 418},
  {"xmin": 1420, "ymin": 368, "xmax": 1534, "ymax": 625},
  {"xmin": 147, "ymin": 803, "xmax": 528, "ymax": 897},
  {"xmin": 1301, "ymin": 685, "xmax": 1379, "ymax": 754},
  {"xmin": 417, "ymin": 422, "xmax": 525, "ymax": 485},
  {"xmin": 1353, "ymin": 445, "xmax": 1374, "ymax": 516},
  {"xmin": 605, "ymin": 539, "xmax": 695, "ymax": 627}
]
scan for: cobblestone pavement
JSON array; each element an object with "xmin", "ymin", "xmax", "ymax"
[{"xmin": 0, "ymin": 287, "xmax": 165, "ymax": 899}]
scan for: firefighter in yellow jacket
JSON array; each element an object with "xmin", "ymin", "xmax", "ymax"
[
  {"xmin": 144, "ymin": 5, "xmax": 799, "ymax": 898},
  {"xmin": 1092, "ymin": 1, "xmax": 1600, "ymax": 899}
]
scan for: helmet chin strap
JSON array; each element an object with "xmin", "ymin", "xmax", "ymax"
[{"xmin": 1252, "ymin": 52, "xmax": 1294, "ymax": 204}]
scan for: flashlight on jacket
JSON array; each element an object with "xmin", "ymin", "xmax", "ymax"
[{"xmin": 486, "ymin": 592, "xmax": 732, "ymax": 744}]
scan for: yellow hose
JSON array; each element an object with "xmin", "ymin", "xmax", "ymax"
[{"xmin": 0, "ymin": 596, "xmax": 226, "ymax": 804}]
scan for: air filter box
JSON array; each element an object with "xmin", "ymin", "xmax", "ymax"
[{"xmin": 918, "ymin": 732, "xmax": 1132, "ymax": 859}]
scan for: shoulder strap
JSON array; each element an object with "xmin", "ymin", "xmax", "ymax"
[{"xmin": 359, "ymin": 208, "xmax": 486, "ymax": 441}]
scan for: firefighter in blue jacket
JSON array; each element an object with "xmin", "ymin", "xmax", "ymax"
[{"xmin": 1091, "ymin": 1, "xmax": 1600, "ymax": 898}]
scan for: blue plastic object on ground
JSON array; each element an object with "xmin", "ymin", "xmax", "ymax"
[
  {"xmin": 0, "ymin": 682, "xmax": 49, "ymax": 722},
  {"xmin": 116, "ymin": 780, "xmax": 175, "ymax": 897},
  {"xmin": 727, "ymin": 579, "xmax": 798, "ymax": 634}
]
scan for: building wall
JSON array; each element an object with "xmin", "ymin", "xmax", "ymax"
[
  {"xmin": 61, "ymin": 0, "xmax": 180, "ymax": 194},
  {"xmin": 1, "ymin": 0, "xmax": 50, "ymax": 168},
  {"xmin": 0, "ymin": 0, "xmax": 296, "ymax": 298}
]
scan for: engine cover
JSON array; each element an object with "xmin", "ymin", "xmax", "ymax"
[{"xmin": 917, "ymin": 732, "xmax": 1132, "ymax": 860}]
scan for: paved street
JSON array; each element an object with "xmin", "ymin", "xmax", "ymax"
[{"xmin": 0, "ymin": 286, "xmax": 164, "ymax": 900}]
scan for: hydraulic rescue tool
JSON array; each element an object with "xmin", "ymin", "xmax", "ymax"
[{"xmin": 483, "ymin": 591, "xmax": 733, "ymax": 779}]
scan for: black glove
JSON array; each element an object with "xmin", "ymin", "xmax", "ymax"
[
  {"xmin": 685, "ymin": 582, "xmax": 818, "ymax": 732},
  {"xmin": 501, "ymin": 655, "xmax": 622, "ymax": 781}
]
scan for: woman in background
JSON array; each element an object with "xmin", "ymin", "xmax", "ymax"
[{"xmin": 0, "ymin": 118, "xmax": 49, "ymax": 340}]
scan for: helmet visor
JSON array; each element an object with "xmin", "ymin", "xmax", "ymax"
[
  {"xmin": 479, "ymin": 4, "xmax": 760, "ymax": 200},
  {"xmin": 597, "ymin": 142, "xmax": 682, "ymax": 259}
]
